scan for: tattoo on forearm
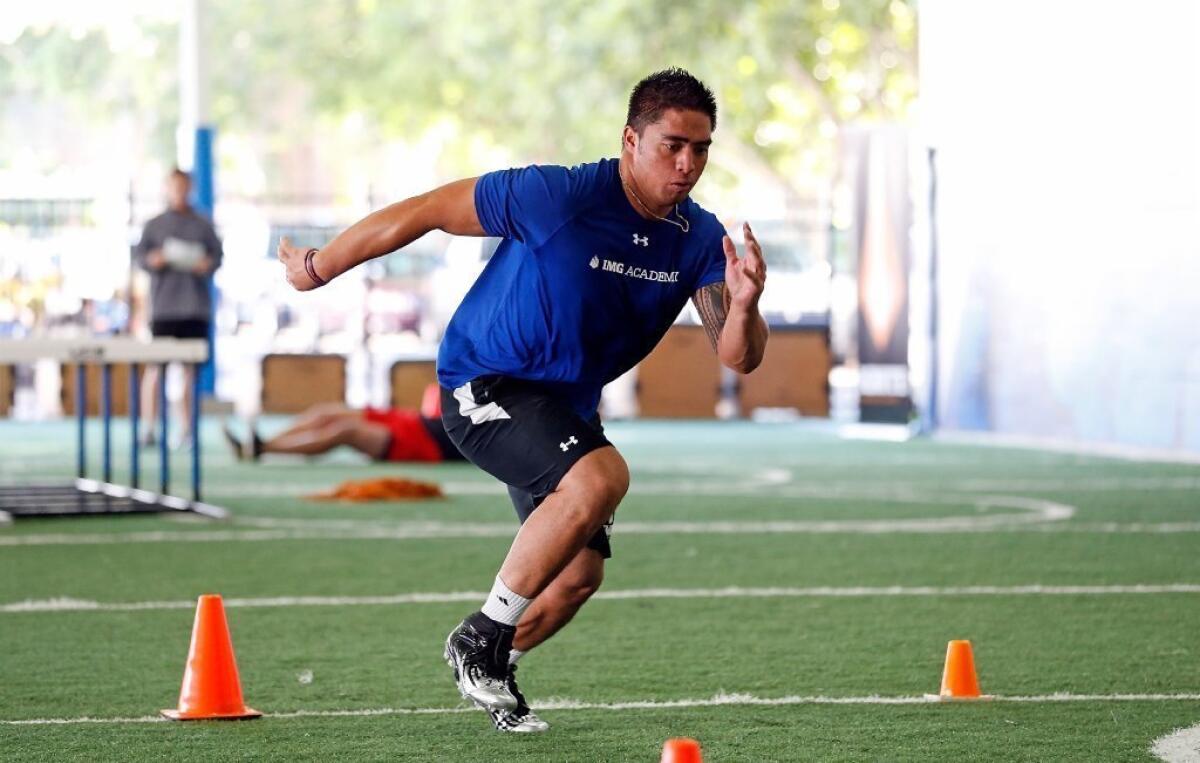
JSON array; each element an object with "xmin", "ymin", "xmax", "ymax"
[{"xmin": 693, "ymin": 282, "xmax": 730, "ymax": 351}]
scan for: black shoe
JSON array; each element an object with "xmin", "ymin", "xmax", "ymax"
[
  {"xmin": 250, "ymin": 430, "xmax": 264, "ymax": 461},
  {"xmin": 488, "ymin": 664, "xmax": 549, "ymax": 733},
  {"xmin": 443, "ymin": 612, "xmax": 518, "ymax": 712}
]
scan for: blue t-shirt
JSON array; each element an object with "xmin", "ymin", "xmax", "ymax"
[{"xmin": 437, "ymin": 158, "xmax": 727, "ymax": 419}]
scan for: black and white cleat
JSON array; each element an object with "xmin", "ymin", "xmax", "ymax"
[
  {"xmin": 487, "ymin": 665, "xmax": 549, "ymax": 733},
  {"xmin": 443, "ymin": 612, "xmax": 518, "ymax": 713}
]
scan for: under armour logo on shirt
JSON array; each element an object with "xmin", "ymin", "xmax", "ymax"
[
  {"xmin": 632, "ymin": 233, "xmax": 649, "ymax": 247},
  {"xmin": 560, "ymin": 436, "xmax": 579, "ymax": 452}
]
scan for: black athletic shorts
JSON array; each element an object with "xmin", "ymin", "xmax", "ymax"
[
  {"xmin": 150, "ymin": 319, "xmax": 210, "ymax": 340},
  {"xmin": 420, "ymin": 416, "xmax": 468, "ymax": 462},
  {"xmin": 440, "ymin": 375, "xmax": 615, "ymax": 558}
]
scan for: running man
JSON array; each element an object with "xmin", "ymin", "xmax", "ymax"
[
  {"xmin": 279, "ymin": 68, "xmax": 767, "ymax": 732},
  {"xmin": 222, "ymin": 403, "xmax": 464, "ymax": 464}
]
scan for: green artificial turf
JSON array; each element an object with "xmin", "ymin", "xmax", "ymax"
[{"xmin": 1, "ymin": 419, "xmax": 1198, "ymax": 761}]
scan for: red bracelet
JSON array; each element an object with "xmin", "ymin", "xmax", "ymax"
[{"xmin": 304, "ymin": 248, "xmax": 327, "ymax": 287}]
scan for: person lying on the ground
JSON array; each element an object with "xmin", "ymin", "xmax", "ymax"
[{"xmin": 223, "ymin": 403, "xmax": 465, "ymax": 463}]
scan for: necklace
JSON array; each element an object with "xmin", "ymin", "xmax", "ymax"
[{"xmin": 620, "ymin": 168, "xmax": 691, "ymax": 233}]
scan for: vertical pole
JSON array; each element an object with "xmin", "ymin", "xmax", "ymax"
[
  {"xmin": 159, "ymin": 363, "xmax": 169, "ymax": 495},
  {"xmin": 191, "ymin": 362, "xmax": 201, "ymax": 502},
  {"xmin": 926, "ymin": 147, "xmax": 940, "ymax": 434},
  {"xmin": 75, "ymin": 364, "xmax": 86, "ymax": 480},
  {"xmin": 101, "ymin": 364, "xmax": 112, "ymax": 484},
  {"xmin": 181, "ymin": 0, "xmax": 218, "ymax": 397},
  {"xmin": 130, "ymin": 363, "xmax": 140, "ymax": 489},
  {"xmin": 193, "ymin": 127, "xmax": 218, "ymax": 398}
]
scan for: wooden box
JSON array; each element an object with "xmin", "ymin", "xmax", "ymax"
[
  {"xmin": 261, "ymin": 354, "xmax": 346, "ymax": 413},
  {"xmin": 0, "ymin": 365, "xmax": 12, "ymax": 417},
  {"xmin": 636, "ymin": 325, "xmax": 721, "ymax": 418},
  {"xmin": 389, "ymin": 360, "xmax": 438, "ymax": 410},
  {"xmin": 61, "ymin": 363, "xmax": 145, "ymax": 417},
  {"xmin": 737, "ymin": 327, "xmax": 831, "ymax": 417}
]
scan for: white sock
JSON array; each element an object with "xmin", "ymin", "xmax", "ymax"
[
  {"xmin": 480, "ymin": 576, "xmax": 532, "ymax": 627},
  {"xmin": 508, "ymin": 649, "xmax": 526, "ymax": 665}
]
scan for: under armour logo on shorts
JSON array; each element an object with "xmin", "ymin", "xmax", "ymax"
[{"xmin": 560, "ymin": 436, "xmax": 579, "ymax": 452}]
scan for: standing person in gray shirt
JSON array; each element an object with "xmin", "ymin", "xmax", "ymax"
[{"xmin": 134, "ymin": 168, "xmax": 222, "ymax": 446}]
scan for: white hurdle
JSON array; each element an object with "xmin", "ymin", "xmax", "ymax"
[{"xmin": 0, "ymin": 337, "xmax": 227, "ymax": 523}]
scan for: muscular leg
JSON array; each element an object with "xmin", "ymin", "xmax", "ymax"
[
  {"xmin": 497, "ymin": 446, "xmax": 628, "ymax": 599},
  {"xmin": 283, "ymin": 403, "xmax": 357, "ymax": 433},
  {"xmin": 513, "ymin": 547, "xmax": 604, "ymax": 652},
  {"xmin": 440, "ymin": 382, "xmax": 627, "ymax": 724},
  {"xmin": 262, "ymin": 415, "xmax": 391, "ymax": 458},
  {"xmin": 264, "ymin": 406, "xmax": 359, "ymax": 445}
]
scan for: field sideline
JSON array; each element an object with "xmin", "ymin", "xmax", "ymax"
[{"xmin": 2, "ymin": 419, "xmax": 1198, "ymax": 761}]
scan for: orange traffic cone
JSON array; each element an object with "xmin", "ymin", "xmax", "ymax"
[
  {"xmin": 161, "ymin": 594, "xmax": 261, "ymax": 720},
  {"xmin": 661, "ymin": 737, "xmax": 703, "ymax": 763},
  {"xmin": 927, "ymin": 639, "xmax": 993, "ymax": 701}
]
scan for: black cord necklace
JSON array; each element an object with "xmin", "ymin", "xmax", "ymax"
[{"xmin": 620, "ymin": 167, "xmax": 691, "ymax": 233}]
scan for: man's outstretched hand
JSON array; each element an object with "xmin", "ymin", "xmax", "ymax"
[
  {"xmin": 723, "ymin": 222, "xmax": 767, "ymax": 311},
  {"xmin": 278, "ymin": 236, "xmax": 323, "ymax": 291}
]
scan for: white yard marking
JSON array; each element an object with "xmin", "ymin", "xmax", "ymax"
[
  {"xmin": 6, "ymin": 473, "xmax": 1198, "ymax": 496},
  {"xmin": 5, "ymin": 692, "xmax": 1200, "ymax": 726},
  {"xmin": 4, "ymin": 584, "xmax": 1199, "ymax": 614},
  {"xmin": 1153, "ymin": 721, "xmax": 1200, "ymax": 762},
  {"xmin": 4, "ymin": 456, "xmax": 1198, "ymax": 547},
  {"xmin": 8, "ymin": 519, "xmax": 1200, "ymax": 548},
  {"xmin": 0, "ymin": 491, "xmax": 1082, "ymax": 546}
]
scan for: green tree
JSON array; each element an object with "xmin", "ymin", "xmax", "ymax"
[
  {"xmin": 1, "ymin": 0, "xmax": 916, "ymax": 196},
  {"xmin": 207, "ymin": 0, "xmax": 915, "ymax": 197}
]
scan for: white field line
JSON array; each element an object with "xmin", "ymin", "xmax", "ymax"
[
  {"xmin": 0, "ymin": 494, "xmax": 1080, "ymax": 546},
  {"xmin": 5, "ymin": 691, "xmax": 1200, "ymax": 726},
  {"xmin": 14, "ymin": 469, "xmax": 1191, "ymax": 510},
  {"xmin": 1153, "ymin": 721, "xmax": 1200, "ymax": 763},
  {"xmin": 4, "ymin": 474, "xmax": 1198, "ymax": 496},
  {"xmin": 5, "ymin": 584, "xmax": 1200, "ymax": 614},
  {"xmin": 236, "ymin": 515, "xmax": 1200, "ymax": 535},
  {"xmin": 6, "ymin": 521, "xmax": 1200, "ymax": 548},
  {"xmin": 236, "ymin": 492, "xmax": 1075, "ymax": 530},
  {"xmin": 6, "ymin": 476, "xmax": 1197, "ymax": 498},
  {"xmin": 1024, "ymin": 522, "xmax": 1200, "ymax": 533}
]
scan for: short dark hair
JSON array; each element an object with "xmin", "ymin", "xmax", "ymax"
[{"xmin": 626, "ymin": 68, "xmax": 717, "ymax": 134}]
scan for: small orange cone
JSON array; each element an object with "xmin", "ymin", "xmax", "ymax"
[
  {"xmin": 161, "ymin": 594, "xmax": 261, "ymax": 720},
  {"xmin": 927, "ymin": 639, "xmax": 993, "ymax": 701},
  {"xmin": 661, "ymin": 737, "xmax": 703, "ymax": 763}
]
